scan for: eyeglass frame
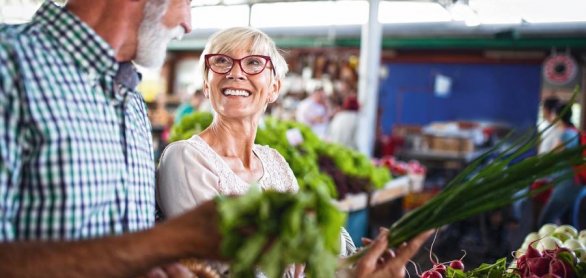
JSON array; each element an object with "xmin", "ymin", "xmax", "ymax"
[{"xmin": 204, "ymin": 54, "xmax": 276, "ymax": 76}]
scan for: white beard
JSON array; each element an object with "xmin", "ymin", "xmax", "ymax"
[{"xmin": 134, "ymin": 0, "xmax": 185, "ymax": 69}]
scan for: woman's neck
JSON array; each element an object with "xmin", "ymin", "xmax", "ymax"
[{"xmin": 199, "ymin": 118, "xmax": 258, "ymax": 168}]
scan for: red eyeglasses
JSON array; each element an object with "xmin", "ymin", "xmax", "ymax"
[{"xmin": 205, "ymin": 54, "xmax": 275, "ymax": 76}]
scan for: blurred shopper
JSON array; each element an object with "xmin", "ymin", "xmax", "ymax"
[
  {"xmin": 174, "ymin": 89, "xmax": 206, "ymax": 124},
  {"xmin": 538, "ymin": 96, "xmax": 563, "ymax": 154},
  {"xmin": 328, "ymin": 94, "xmax": 360, "ymax": 150},
  {"xmin": 295, "ymin": 87, "xmax": 330, "ymax": 138},
  {"xmin": 538, "ymin": 103, "xmax": 585, "ymax": 226},
  {"xmin": 0, "ymin": 1, "xmax": 226, "ymax": 277},
  {"xmin": 512, "ymin": 96, "xmax": 562, "ymax": 226}
]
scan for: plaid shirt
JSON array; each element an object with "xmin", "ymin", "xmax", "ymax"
[{"xmin": 0, "ymin": 2, "xmax": 155, "ymax": 241}]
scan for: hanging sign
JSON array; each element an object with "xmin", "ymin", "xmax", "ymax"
[{"xmin": 542, "ymin": 53, "xmax": 578, "ymax": 86}]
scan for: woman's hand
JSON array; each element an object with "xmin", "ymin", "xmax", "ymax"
[{"xmin": 354, "ymin": 229, "xmax": 433, "ymax": 278}]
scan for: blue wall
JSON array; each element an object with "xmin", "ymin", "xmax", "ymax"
[{"xmin": 378, "ymin": 63, "xmax": 542, "ymax": 135}]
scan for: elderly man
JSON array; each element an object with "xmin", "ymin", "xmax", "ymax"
[
  {"xmin": 0, "ymin": 0, "xmax": 223, "ymax": 277},
  {"xmin": 0, "ymin": 1, "xmax": 430, "ymax": 277}
]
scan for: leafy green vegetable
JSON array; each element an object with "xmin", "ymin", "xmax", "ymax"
[
  {"xmin": 216, "ymin": 186, "xmax": 345, "ymax": 278},
  {"xmin": 445, "ymin": 258, "xmax": 519, "ymax": 278}
]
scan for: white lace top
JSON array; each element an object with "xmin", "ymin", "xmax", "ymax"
[{"xmin": 157, "ymin": 135, "xmax": 299, "ymax": 218}]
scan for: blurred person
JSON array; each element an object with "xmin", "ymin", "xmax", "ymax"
[
  {"xmin": 0, "ymin": 0, "xmax": 227, "ymax": 277},
  {"xmin": 174, "ymin": 89, "xmax": 206, "ymax": 124},
  {"xmin": 295, "ymin": 87, "xmax": 330, "ymax": 138},
  {"xmin": 538, "ymin": 96, "xmax": 563, "ymax": 154},
  {"xmin": 538, "ymin": 103, "xmax": 585, "ymax": 226},
  {"xmin": 156, "ymin": 26, "xmax": 431, "ymax": 278},
  {"xmin": 511, "ymin": 96, "xmax": 562, "ymax": 226},
  {"xmin": 327, "ymin": 94, "xmax": 360, "ymax": 150}
]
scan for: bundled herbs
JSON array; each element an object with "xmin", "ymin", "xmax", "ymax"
[{"xmin": 215, "ymin": 186, "xmax": 345, "ymax": 278}]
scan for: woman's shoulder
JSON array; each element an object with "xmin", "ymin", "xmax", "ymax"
[
  {"xmin": 159, "ymin": 136, "xmax": 209, "ymax": 163},
  {"xmin": 253, "ymin": 144, "xmax": 286, "ymax": 163}
]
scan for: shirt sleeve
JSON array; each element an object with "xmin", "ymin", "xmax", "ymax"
[
  {"xmin": 156, "ymin": 141, "xmax": 221, "ymax": 218},
  {"xmin": 0, "ymin": 41, "xmax": 22, "ymax": 241},
  {"xmin": 560, "ymin": 128, "xmax": 579, "ymax": 149}
]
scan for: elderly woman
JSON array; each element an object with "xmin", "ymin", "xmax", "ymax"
[{"xmin": 156, "ymin": 26, "xmax": 429, "ymax": 278}]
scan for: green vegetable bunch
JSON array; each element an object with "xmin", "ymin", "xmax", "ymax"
[
  {"xmin": 216, "ymin": 186, "xmax": 346, "ymax": 278},
  {"xmin": 384, "ymin": 88, "xmax": 586, "ymax": 248},
  {"xmin": 387, "ymin": 129, "xmax": 585, "ymax": 248},
  {"xmin": 168, "ymin": 112, "xmax": 213, "ymax": 142},
  {"xmin": 444, "ymin": 258, "xmax": 519, "ymax": 278}
]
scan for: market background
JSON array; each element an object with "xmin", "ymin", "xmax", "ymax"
[{"xmin": 2, "ymin": 0, "xmax": 586, "ymax": 274}]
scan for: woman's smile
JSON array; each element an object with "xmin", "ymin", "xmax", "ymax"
[{"xmin": 222, "ymin": 88, "xmax": 251, "ymax": 97}]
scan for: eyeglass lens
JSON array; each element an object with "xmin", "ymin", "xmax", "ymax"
[{"xmin": 208, "ymin": 55, "xmax": 268, "ymax": 75}]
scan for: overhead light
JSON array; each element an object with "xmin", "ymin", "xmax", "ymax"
[
  {"xmin": 469, "ymin": 0, "xmax": 522, "ymax": 25},
  {"xmin": 191, "ymin": 5, "xmax": 250, "ymax": 29},
  {"xmin": 190, "ymin": 0, "xmax": 221, "ymax": 6},
  {"xmin": 379, "ymin": 1, "xmax": 451, "ymax": 24},
  {"xmin": 447, "ymin": 0, "xmax": 480, "ymax": 26},
  {"xmin": 251, "ymin": 1, "xmax": 368, "ymax": 27}
]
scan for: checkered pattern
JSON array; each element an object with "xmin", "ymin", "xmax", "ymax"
[{"xmin": 0, "ymin": 1, "xmax": 155, "ymax": 241}]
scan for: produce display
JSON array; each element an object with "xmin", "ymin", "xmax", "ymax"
[
  {"xmin": 511, "ymin": 224, "xmax": 586, "ymax": 277},
  {"xmin": 215, "ymin": 186, "xmax": 345, "ymax": 278},
  {"xmin": 169, "ymin": 112, "xmax": 392, "ymax": 199},
  {"xmin": 409, "ymin": 224, "xmax": 586, "ymax": 277}
]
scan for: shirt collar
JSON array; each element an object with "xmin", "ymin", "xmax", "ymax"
[{"xmin": 33, "ymin": 1, "xmax": 119, "ymax": 78}]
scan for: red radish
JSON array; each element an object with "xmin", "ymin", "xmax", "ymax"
[
  {"xmin": 550, "ymin": 259, "xmax": 574, "ymax": 278},
  {"xmin": 421, "ymin": 270, "xmax": 442, "ymax": 278},
  {"xmin": 516, "ymin": 254, "xmax": 527, "ymax": 271},
  {"xmin": 433, "ymin": 264, "xmax": 446, "ymax": 275},
  {"xmin": 526, "ymin": 243, "xmax": 543, "ymax": 259},
  {"xmin": 527, "ymin": 257, "xmax": 550, "ymax": 276},
  {"xmin": 449, "ymin": 260, "xmax": 464, "ymax": 271}
]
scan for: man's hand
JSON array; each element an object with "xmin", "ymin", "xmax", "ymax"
[
  {"xmin": 354, "ymin": 229, "xmax": 433, "ymax": 278},
  {"xmin": 140, "ymin": 263, "xmax": 194, "ymax": 278},
  {"xmin": 161, "ymin": 199, "xmax": 224, "ymax": 260}
]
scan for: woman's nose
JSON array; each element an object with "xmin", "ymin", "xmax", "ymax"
[{"xmin": 226, "ymin": 63, "xmax": 246, "ymax": 80}]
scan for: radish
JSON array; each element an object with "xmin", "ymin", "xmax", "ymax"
[
  {"xmin": 526, "ymin": 257, "xmax": 550, "ymax": 276},
  {"xmin": 449, "ymin": 260, "xmax": 464, "ymax": 271},
  {"xmin": 421, "ymin": 270, "xmax": 442, "ymax": 278},
  {"xmin": 526, "ymin": 243, "xmax": 543, "ymax": 259},
  {"xmin": 516, "ymin": 254, "xmax": 527, "ymax": 271},
  {"xmin": 433, "ymin": 263, "xmax": 446, "ymax": 275},
  {"xmin": 550, "ymin": 260, "xmax": 574, "ymax": 278}
]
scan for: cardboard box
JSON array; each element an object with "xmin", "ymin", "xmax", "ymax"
[{"xmin": 426, "ymin": 135, "xmax": 474, "ymax": 154}]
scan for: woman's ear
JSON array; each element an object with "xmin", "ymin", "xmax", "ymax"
[
  {"xmin": 203, "ymin": 82, "xmax": 210, "ymax": 98},
  {"xmin": 268, "ymin": 79, "xmax": 281, "ymax": 103}
]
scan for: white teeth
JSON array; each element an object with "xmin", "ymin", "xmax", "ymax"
[{"xmin": 223, "ymin": 89, "xmax": 251, "ymax": 97}]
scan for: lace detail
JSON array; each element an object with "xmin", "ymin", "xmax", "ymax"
[
  {"xmin": 186, "ymin": 135, "xmax": 299, "ymax": 194},
  {"xmin": 253, "ymin": 144, "xmax": 299, "ymax": 193}
]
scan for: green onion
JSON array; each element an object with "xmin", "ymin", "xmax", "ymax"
[{"xmin": 387, "ymin": 88, "xmax": 583, "ymax": 247}]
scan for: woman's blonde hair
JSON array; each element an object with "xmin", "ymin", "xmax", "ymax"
[{"xmin": 199, "ymin": 27, "xmax": 289, "ymax": 82}]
